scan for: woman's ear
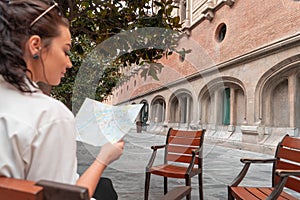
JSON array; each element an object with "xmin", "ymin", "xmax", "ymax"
[{"xmin": 28, "ymin": 35, "xmax": 42, "ymax": 58}]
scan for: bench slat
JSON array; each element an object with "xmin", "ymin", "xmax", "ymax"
[
  {"xmin": 168, "ymin": 137, "xmax": 200, "ymax": 146},
  {"xmin": 232, "ymin": 187, "xmax": 298, "ymax": 200},
  {"xmin": 167, "ymin": 146, "xmax": 199, "ymax": 155},
  {"xmin": 167, "ymin": 153, "xmax": 200, "ymax": 164},
  {"xmin": 277, "ymin": 147, "xmax": 300, "ymax": 163},
  {"xmin": 169, "ymin": 129, "xmax": 203, "ymax": 138},
  {"xmin": 281, "ymin": 137, "xmax": 300, "ymax": 150},
  {"xmin": 284, "ymin": 176, "xmax": 300, "ymax": 193},
  {"xmin": 231, "ymin": 187, "xmax": 261, "ymax": 200},
  {"xmin": 246, "ymin": 187, "xmax": 269, "ymax": 199},
  {"xmin": 258, "ymin": 188, "xmax": 290, "ymax": 200},
  {"xmin": 0, "ymin": 177, "xmax": 43, "ymax": 200},
  {"xmin": 160, "ymin": 186, "xmax": 191, "ymax": 200}
]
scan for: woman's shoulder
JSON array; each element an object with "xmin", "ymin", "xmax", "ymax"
[
  {"xmin": 32, "ymin": 92, "xmax": 75, "ymax": 120},
  {"xmin": 0, "ymin": 77, "xmax": 75, "ymax": 129}
]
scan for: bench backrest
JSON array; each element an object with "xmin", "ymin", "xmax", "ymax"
[
  {"xmin": 165, "ymin": 128, "xmax": 205, "ymax": 167},
  {"xmin": 0, "ymin": 177, "xmax": 89, "ymax": 200},
  {"xmin": 273, "ymin": 135, "xmax": 300, "ymax": 193}
]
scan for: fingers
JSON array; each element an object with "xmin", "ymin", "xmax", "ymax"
[{"xmin": 115, "ymin": 140, "xmax": 125, "ymax": 149}]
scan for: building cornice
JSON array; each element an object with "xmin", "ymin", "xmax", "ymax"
[{"xmin": 115, "ymin": 32, "xmax": 300, "ymax": 105}]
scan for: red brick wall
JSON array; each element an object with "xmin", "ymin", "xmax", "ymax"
[
  {"xmin": 192, "ymin": 0, "xmax": 300, "ymax": 64},
  {"xmin": 111, "ymin": 0, "xmax": 300, "ymax": 104}
]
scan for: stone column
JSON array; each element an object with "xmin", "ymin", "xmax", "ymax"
[
  {"xmin": 230, "ymin": 88, "xmax": 235, "ymax": 125},
  {"xmin": 164, "ymin": 101, "xmax": 169, "ymax": 123},
  {"xmin": 213, "ymin": 90, "xmax": 221, "ymax": 126},
  {"xmin": 185, "ymin": 0, "xmax": 191, "ymax": 27},
  {"xmin": 179, "ymin": 96, "xmax": 185, "ymax": 123},
  {"xmin": 186, "ymin": 96, "xmax": 191, "ymax": 123},
  {"xmin": 153, "ymin": 103, "xmax": 158, "ymax": 122},
  {"xmin": 288, "ymin": 74, "xmax": 297, "ymax": 128},
  {"xmin": 229, "ymin": 88, "xmax": 235, "ymax": 132},
  {"xmin": 162, "ymin": 101, "xmax": 166, "ymax": 122}
]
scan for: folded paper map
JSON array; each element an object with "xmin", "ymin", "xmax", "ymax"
[{"xmin": 75, "ymin": 98, "xmax": 143, "ymax": 146}]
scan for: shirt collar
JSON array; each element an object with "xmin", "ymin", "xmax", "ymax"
[{"xmin": 0, "ymin": 75, "xmax": 41, "ymax": 93}]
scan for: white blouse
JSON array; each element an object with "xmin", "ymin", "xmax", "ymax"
[{"xmin": 0, "ymin": 76, "xmax": 78, "ymax": 184}]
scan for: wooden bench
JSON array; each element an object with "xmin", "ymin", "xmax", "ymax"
[
  {"xmin": 228, "ymin": 135, "xmax": 300, "ymax": 200},
  {"xmin": 145, "ymin": 128, "xmax": 205, "ymax": 200},
  {"xmin": 0, "ymin": 177, "xmax": 191, "ymax": 200}
]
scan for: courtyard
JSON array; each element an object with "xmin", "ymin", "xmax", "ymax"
[{"xmin": 76, "ymin": 129, "xmax": 291, "ymax": 200}]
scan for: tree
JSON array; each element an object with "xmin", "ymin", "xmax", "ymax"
[{"xmin": 51, "ymin": 0, "xmax": 184, "ymax": 111}]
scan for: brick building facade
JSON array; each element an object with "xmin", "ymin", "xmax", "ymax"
[{"xmin": 105, "ymin": 0, "xmax": 300, "ymax": 153}]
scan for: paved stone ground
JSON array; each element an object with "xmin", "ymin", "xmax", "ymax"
[{"xmin": 77, "ymin": 130, "xmax": 299, "ymax": 200}]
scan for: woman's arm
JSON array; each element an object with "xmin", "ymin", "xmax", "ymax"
[
  {"xmin": 76, "ymin": 141, "xmax": 124, "ymax": 197},
  {"xmin": 76, "ymin": 160, "xmax": 106, "ymax": 197}
]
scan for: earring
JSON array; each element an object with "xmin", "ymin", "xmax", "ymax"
[{"xmin": 33, "ymin": 54, "xmax": 39, "ymax": 60}]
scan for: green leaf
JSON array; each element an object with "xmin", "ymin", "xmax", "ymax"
[
  {"xmin": 52, "ymin": 0, "xmax": 184, "ymax": 108},
  {"xmin": 148, "ymin": 66, "xmax": 159, "ymax": 81}
]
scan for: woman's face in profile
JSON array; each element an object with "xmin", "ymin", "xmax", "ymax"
[{"xmin": 41, "ymin": 25, "xmax": 72, "ymax": 85}]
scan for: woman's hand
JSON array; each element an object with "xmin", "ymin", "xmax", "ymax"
[
  {"xmin": 78, "ymin": 141, "xmax": 124, "ymax": 197},
  {"xmin": 96, "ymin": 140, "xmax": 124, "ymax": 166}
]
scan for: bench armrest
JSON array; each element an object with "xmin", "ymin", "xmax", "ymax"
[
  {"xmin": 229, "ymin": 157, "xmax": 276, "ymax": 187},
  {"xmin": 36, "ymin": 180, "xmax": 89, "ymax": 200},
  {"xmin": 265, "ymin": 169, "xmax": 300, "ymax": 200},
  {"xmin": 146, "ymin": 144, "xmax": 167, "ymax": 169},
  {"xmin": 275, "ymin": 169, "xmax": 300, "ymax": 177},
  {"xmin": 151, "ymin": 144, "xmax": 167, "ymax": 150},
  {"xmin": 192, "ymin": 147, "xmax": 201, "ymax": 155},
  {"xmin": 240, "ymin": 158, "xmax": 276, "ymax": 164},
  {"xmin": 185, "ymin": 147, "xmax": 202, "ymax": 174}
]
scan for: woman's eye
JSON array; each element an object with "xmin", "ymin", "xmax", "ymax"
[{"xmin": 65, "ymin": 51, "xmax": 72, "ymax": 57}]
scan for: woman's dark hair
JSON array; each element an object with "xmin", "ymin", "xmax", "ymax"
[{"xmin": 0, "ymin": 0, "xmax": 69, "ymax": 92}]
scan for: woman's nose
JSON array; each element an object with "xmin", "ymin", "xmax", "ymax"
[{"xmin": 66, "ymin": 57, "xmax": 72, "ymax": 68}]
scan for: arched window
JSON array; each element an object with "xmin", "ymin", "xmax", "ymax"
[
  {"xmin": 170, "ymin": 92, "xmax": 193, "ymax": 124},
  {"xmin": 151, "ymin": 98, "xmax": 166, "ymax": 123},
  {"xmin": 199, "ymin": 78, "xmax": 245, "ymax": 127},
  {"xmin": 256, "ymin": 55, "xmax": 300, "ymax": 132}
]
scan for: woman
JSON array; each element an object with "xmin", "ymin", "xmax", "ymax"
[{"xmin": 0, "ymin": 0, "xmax": 124, "ymax": 199}]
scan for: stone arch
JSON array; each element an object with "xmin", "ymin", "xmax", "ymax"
[
  {"xmin": 198, "ymin": 77, "xmax": 246, "ymax": 126},
  {"xmin": 150, "ymin": 96, "xmax": 166, "ymax": 123},
  {"xmin": 169, "ymin": 89, "xmax": 193, "ymax": 125},
  {"xmin": 255, "ymin": 54, "xmax": 300, "ymax": 128}
]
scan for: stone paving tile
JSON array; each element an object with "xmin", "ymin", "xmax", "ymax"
[{"xmin": 77, "ymin": 130, "xmax": 299, "ymax": 200}]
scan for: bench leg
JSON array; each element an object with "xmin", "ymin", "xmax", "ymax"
[
  {"xmin": 228, "ymin": 186, "xmax": 234, "ymax": 200},
  {"xmin": 185, "ymin": 177, "xmax": 191, "ymax": 200},
  {"xmin": 144, "ymin": 172, "xmax": 151, "ymax": 200},
  {"xmin": 164, "ymin": 177, "xmax": 168, "ymax": 194},
  {"xmin": 198, "ymin": 173, "xmax": 203, "ymax": 200}
]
